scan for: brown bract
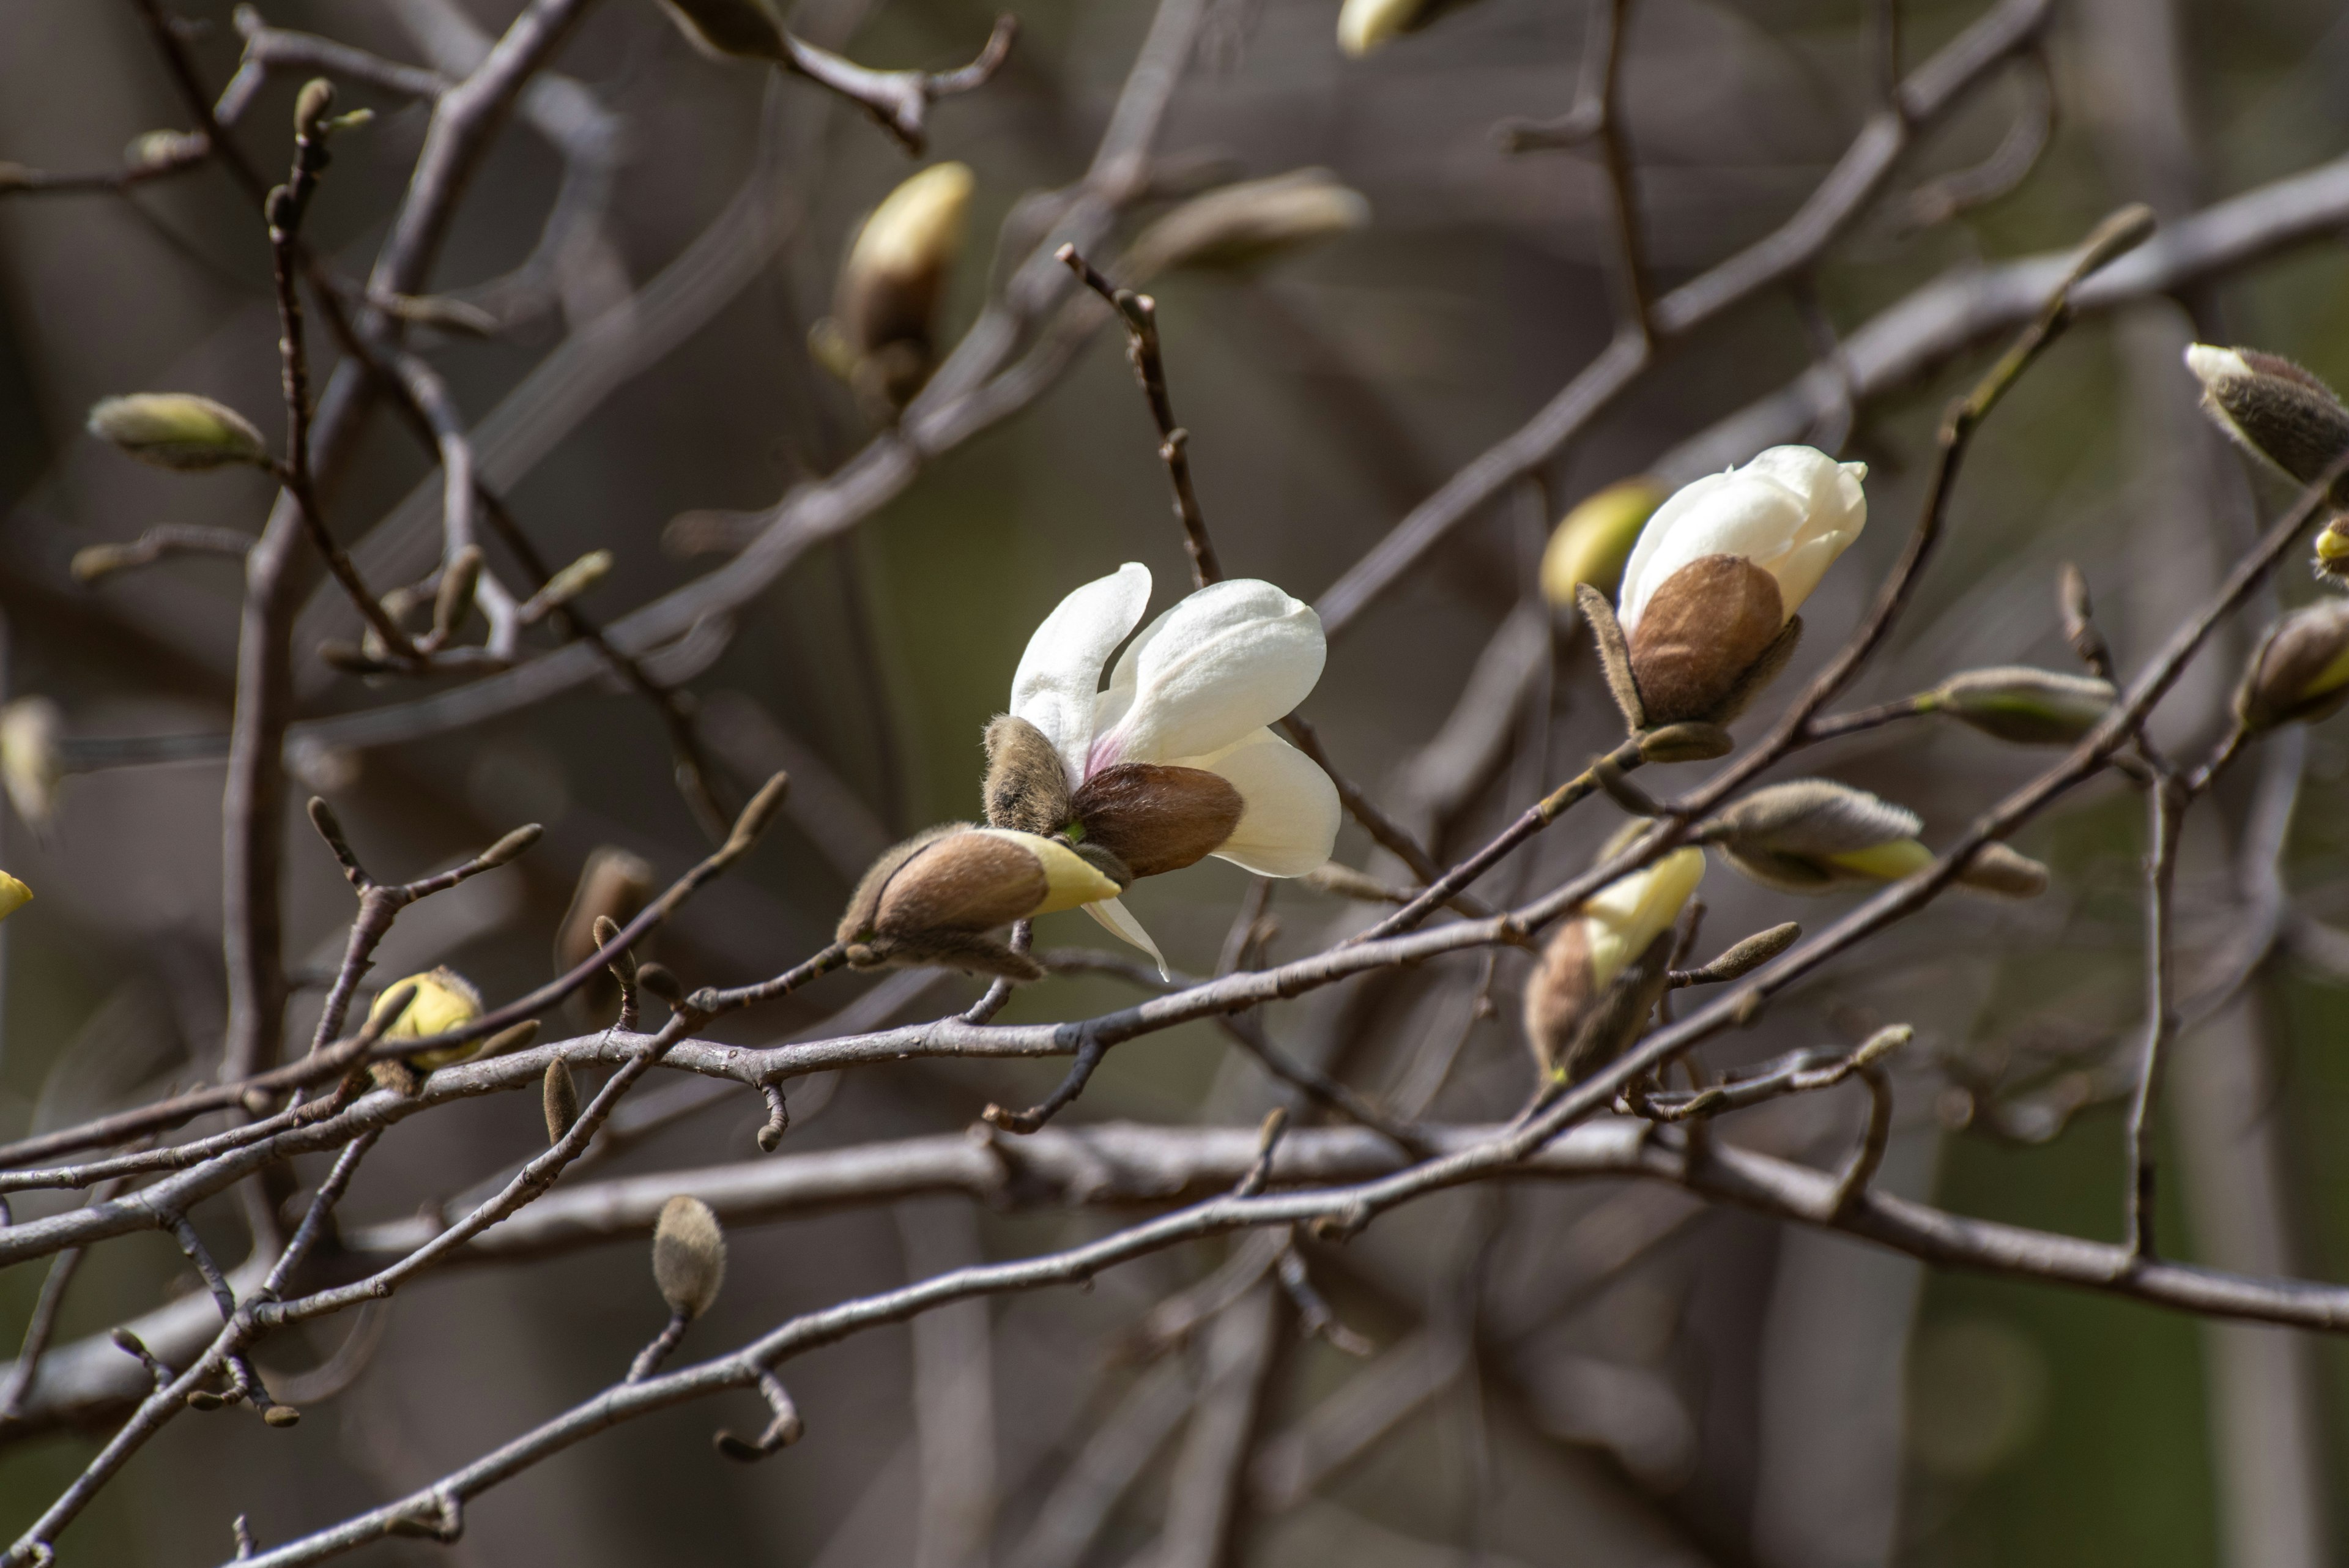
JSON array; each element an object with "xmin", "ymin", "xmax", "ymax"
[
  {"xmin": 1071, "ymin": 763, "xmax": 1243, "ymax": 878},
  {"xmin": 836, "ymin": 825, "xmax": 1049, "ymax": 979},
  {"xmin": 1523, "ymin": 919, "xmax": 1595, "ymax": 1077},
  {"xmin": 1628, "ymin": 555, "xmax": 1786, "ymax": 725},
  {"xmin": 2236, "ymin": 598, "xmax": 2349, "ymax": 730},
  {"xmin": 982, "ymin": 714, "xmax": 1074, "ymax": 836}
]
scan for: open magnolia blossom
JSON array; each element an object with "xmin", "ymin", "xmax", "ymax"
[
  {"xmin": 1612, "ymin": 445, "xmax": 1868, "ymax": 725},
  {"xmin": 984, "ymin": 563, "xmax": 1341, "ymax": 972},
  {"xmin": 1523, "ymin": 846, "xmax": 1704, "ymax": 1084}
]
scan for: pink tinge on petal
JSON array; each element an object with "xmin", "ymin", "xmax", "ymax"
[{"xmin": 1082, "ymin": 730, "xmax": 1124, "ymax": 781}]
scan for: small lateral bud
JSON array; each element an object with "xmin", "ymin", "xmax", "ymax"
[
  {"xmin": 1684, "ymin": 921, "xmax": 1800, "ymax": 984},
  {"xmin": 519, "ymin": 550, "xmax": 612, "ymax": 622},
  {"xmin": 652, "ymin": 1194, "xmax": 727, "ymax": 1319},
  {"xmin": 1540, "ymin": 478, "xmax": 1668, "ymax": 606},
  {"xmin": 1923, "ymin": 667, "xmax": 2115, "ymax": 745},
  {"xmin": 543, "ymin": 1059, "xmax": 580, "ymax": 1145},
  {"xmin": 87, "ymin": 393, "xmax": 268, "ymax": 472},
  {"xmin": 366, "ymin": 967, "xmax": 485, "ymax": 1070},
  {"xmin": 1122, "ymin": 169, "xmax": 1370, "ymax": 280},
  {"xmin": 478, "ymin": 822, "xmax": 543, "ymax": 868},
  {"xmin": 1850, "ymin": 1024, "xmax": 1912, "ymax": 1069},
  {"xmin": 478, "ymin": 1019, "xmax": 540, "ymax": 1059},
  {"xmin": 262, "ymin": 1403, "xmax": 303, "ymax": 1429},
  {"xmin": 1301, "ymin": 861, "xmax": 1405, "ymax": 904},
  {"xmin": 556, "ymin": 847, "xmax": 655, "ymax": 1013},
  {"xmin": 432, "ymin": 546, "xmax": 483, "ymax": 645},
  {"xmin": 1, "ymin": 697, "xmax": 65, "ymax": 830},
  {"xmin": 636, "ymin": 963, "xmax": 687, "ymax": 1006},
  {"xmin": 1958, "ymin": 842, "xmax": 2050, "ymax": 899},
  {"xmin": 293, "ymin": 78, "xmax": 335, "ymax": 136},
  {"xmin": 820, "ymin": 163, "xmax": 975, "ymax": 414},
  {"xmin": 2057, "ymin": 563, "xmax": 2104, "ymax": 668},
  {"xmin": 125, "ymin": 130, "xmax": 205, "ymax": 171},
  {"xmin": 653, "ymin": 0, "xmax": 787, "ymax": 59},
  {"xmin": 724, "ymin": 772, "xmax": 792, "ymax": 858},
  {"xmin": 2236, "ymin": 597, "xmax": 2349, "ymax": 730},
  {"xmin": 2185, "ymin": 344, "xmax": 2349, "ymax": 502}
]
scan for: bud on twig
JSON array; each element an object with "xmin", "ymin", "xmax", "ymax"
[
  {"xmin": 1121, "ymin": 169, "xmax": 1370, "ymax": 280},
  {"xmin": 0, "ymin": 697, "xmax": 65, "ymax": 831},
  {"xmin": 431, "ymin": 546, "xmax": 483, "ymax": 646},
  {"xmin": 1540, "ymin": 478, "xmax": 1667, "ymax": 607},
  {"xmin": 1524, "ymin": 847, "xmax": 1704, "ymax": 1083},
  {"xmin": 1923, "ymin": 667, "xmax": 2115, "ymax": 745},
  {"xmin": 837, "ymin": 824, "xmax": 1121, "ymax": 980},
  {"xmin": 0, "ymin": 870, "xmax": 32, "ymax": 925},
  {"xmin": 652, "ymin": 1194, "xmax": 727, "ymax": 1320},
  {"xmin": 365, "ymin": 967, "xmax": 485, "ymax": 1069},
  {"xmin": 543, "ymin": 1060, "xmax": 580, "ymax": 1145},
  {"xmin": 87, "ymin": 393, "xmax": 269, "ymax": 472},
  {"xmin": 1337, "ymin": 0, "xmax": 1477, "ymax": 55},
  {"xmin": 556, "ymin": 847, "xmax": 655, "ymax": 1014},
  {"xmin": 812, "ymin": 163, "xmax": 974, "ymax": 417},
  {"xmin": 517, "ymin": 550, "xmax": 612, "ymax": 623},
  {"xmin": 2236, "ymin": 596, "xmax": 2349, "ymax": 730},
  {"xmin": 2184, "ymin": 344, "xmax": 2349, "ymax": 505},
  {"xmin": 1676, "ymin": 921, "xmax": 1800, "ymax": 986},
  {"xmin": 2057, "ymin": 563, "xmax": 2112, "ymax": 678},
  {"xmin": 1699, "ymin": 780, "xmax": 2047, "ymax": 898}
]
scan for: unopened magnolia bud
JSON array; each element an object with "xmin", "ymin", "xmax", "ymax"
[
  {"xmin": 262, "ymin": 1403, "xmax": 302, "ymax": 1429},
  {"xmin": 557, "ymin": 847, "xmax": 655, "ymax": 1012},
  {"xmin": 1959, "ymin": 842, "xmax": 2049, "ymax": 899},
  {"xmin": 636, "ymin": 962, "xmax": 686, "ymax": 1006},
  {"xmin": 294, "ymin": 78, "xmax": 336, "ymax": 136},
  {"xmin": 724, "ymin": 771, "xmax": 792, "ymax": 857},
  {"xmin": 87, "ymin": 393, "xmax": 267, "ymax": 472},
  {"xmin": 544, "ymin": 1059, "xmax": 580, "ymax": 1144},
  {"xmin": 519, "ymin": 550, "xmax": 612, "ymax": 622},
  {"xmin": 837, "ymin": 824, "xmax": 1120, "ymax": 979},
  {"xmin": 983, "ymin": 714, "xmax": 1074, "ymax": 838},
  {"xmin": 478, "ymin": 1019, "xmax": 540, "ymax": 1059},
  {"xmin": 2236, "ymin": 597, "xmax": 2349, "ymax": 730},
  {"xmin": 2057, "ymin": 563, "xmax": 2110, "ymax": 673},
  {"xmin": 478, "ymin": 823, "xmax": 543, "ymax": 868},
  {"xmin": 652, "ymin": 1194, "xmax": 727, "ymax": 1319},
  {"xmin": 1, "ymin": 697, "xmax": 65, "ymax": 830},
  {"xmin": 0, "ymin": 871, "xmax": 31, "ymax": 924},
  {"xmin": 1924, "ymin": 667, "xmax": 2115, "ymax": 745},
  {"xmin": 654, "ymin": 0, "xmax": 787, "ymax": 59},
  {"xmin": 1070, "ymin": 764, "xmax": 1242, "ymax": 880},
  {"xmin": 366, "ymin": 967, "xmax": 485, "ymax": 1069},
  {"xmin": 818, "ymin": 163, "xmax": 974, "ymax": 413},
  {"xmin": 1540, "ymin": 479, "xmax": 1667, "ymax": 606},
  {"xmin": 1700, "ymin": 781, "xmax": 1928, "ymax": 894},
  {"xmin": 1683, "ymin": 921, "xmax": 1801, "ymax": 984},
  {"xmin": 1625, "ymin": 556, "xmax": 1799, "ymax": 726},
  {"xmin": 2185, "ymin": 344, "xmax": 2349, "ymax": 500},
  {"xmin": 1523, "ymin": 848, "xmax": 1703, "ymax": 1082},
  {"xmin": 1122, "ymin": 169, "xmax": 1370, "ymax": 280},
  {"xmin": 125, "ymin": 130, "xmax": 204, "ymax": 171}
]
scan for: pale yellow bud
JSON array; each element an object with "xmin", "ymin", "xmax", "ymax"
[
  {"xmin": 1338, "ymin": 0, "xmax": 1448, "ymax": 56},
  {"xmin": 366, "ymin": 966, "xmax": 486, "ymax": 1069},
  {"xmin": 1539, "ymin": 478, "xmax": 1667, "ymax": 606},
  {"xmin": 87, "ymin": 393, "xmax": 268, "ymax": 472},
  {"xmin": 0, "ymin": 871, "xmax": 31, "ymax": 923},
  {"xmin": 0, "ymin": 698, "xmax": 64, "ymax": 830},
  {"xmin": 819, "ymin": 163, "xmax": 975, "ymax": 412}
]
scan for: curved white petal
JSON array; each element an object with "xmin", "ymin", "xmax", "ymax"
[
  {"xmin": 1616, "ymin": 447, "xmax": 1867, "ymax": 634},
  {"xmin": 1009, "ymin": 563, "xmax": 1151, "ymax": 781},
  {"xmin": 1174, "ymin": 727, "xmax": 1341, "ymax": 877},
  {"xmin": 1083, "ymin": 896, "xmax": 1169, "ymax": 980},
  {"xmin": 1088, "ymin": 579, "xmax": 1324, "ymax": 770}
]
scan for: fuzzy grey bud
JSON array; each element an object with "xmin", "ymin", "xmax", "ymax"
[
  {"xmin": 87, "ymin": 393, "xmax": 267, "ymax": 472},
  {"xmin": 836, "ymin": 823, "xmax": 1120, "ymax": 979},
  {"xmin": 1925, "ymin": 667, "xmax": 2115, "ymax": 745},
  {"xmin": 543, "ymin": 1059, "xmax": 580, "ymax": 1145},
  {"xmin": 557, "ymin": 847, "xmax": 655, "ymax": 1014},
  {"xmin": 652, "ymin": 1194, "xmax": 727, "ymax": 1320},
  {"xmin": 2186, "ymin": 344, "xmax": 2349, "ymax": 501}
]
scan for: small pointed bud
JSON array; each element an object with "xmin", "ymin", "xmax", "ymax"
[
  {"xmin": 1686, "ymin": 921, "xmax": 1801, "ymax": 984},
  {"xmin": 1577, "ymin": 584, "xmax": 1645, "ymax": 732},
  {"xmin": 1, "ymin": 698, "xmax": 65, "ymax": 830},
  {"xmin": 1924, "ymin": 667, "xmax": 2115, "ymax": 745},
  {"xmin": 124, "ymin": 130, "xmax": 205, "ymax": 171},
  {"xmin": 366, "ymin": 967, "xmax": 485, "ymax": 1069},
  {"xmin": 1701, "ymin": 780, "xmax": 1929, "ymax": 894},
  {"xmin": 519, "ymin": 550, "xmax": 612, "ymax": 622},
  {"xmin": 544, "ymin": 1059, "xmax": 580, "ymax": 1145},
  {"xmin": 293, "ymin": 78, "xmax": 336, "ymax": 137},
  {"xmin": 262, "ymin": 1403, "xmax": 303, "ymax": 1429},
  {"xmin": 724, "ymin": 772, "xmax": 792, "ymax": 858},
  {"xmin": 1122, "ymin": 169, "xmax": 1370, "ymax": 280},
  {"xmin": 2236, "ymin": 598, "xmax": 2349, "ymax": 730},
  {"xmin": 982, "ymin": 715, "xmax": 1074, "ymax": 837},
  {"xmin": 1850, "ymin": 1023, "xmax": 1912, "ymax": 1069},
  {"xmin": 652, "ymin": 1194, "xmax": 727, "ymax": 1319},
  {"xmin": 478, "ymin": 823, "xmax": 543, "ymax": 868},
  {"xmin": 836, "ymin": 825, "xmax": 1119, "ymax": 978},
  {"xmin": 1636, "ymin": 722, "xmax": 1734, "ymax": 764},
  {"xmin": 2185, "ymin": 344, "xmax": 2349, "ymax": 500},
  {"xmin": 1958, "ymin": 842, "xmax": 2049, "ymax": 899},
  {"xmin": 87, "ymin": 393, "xmax": 267, "ymax": 472},
  {"xmin": 1540, "ymin": 479, "xmax": 1668, "ymax": 606},
  {"xmin": 653, "ymin": 0, "xmax": 787, "ymax": 59},
  {"xmin": 592, "ymin": 914, "xmax": 637, "ymax": 981},
  {"xmin": 826, "ymin": 163, "xmax": 975, "ymax": 413},
  {"xmin": 556, "ymin": 847, "xmax": 655, "ymax": 1011},
  {"xmin": 1069, "ymin": 764, "xmax": 1244, "ymax": 879},
  {"xmin": 1625, "ymin": 556, "xmax": 1788, "ymax": 726},
  {"xmin": 478, "ymin": 1019, "xmax": 540, "ymax": 1059},
  {"xmin": 2057, "ymin": 563, "xmax": 2109, "ymax": 673},
  {"xmin": 636, "ymin": 963, "xmax": 687, "ymax": 1006},
  {"xmin": 432, "ymin": 546, "xmax": 483, "ymax": 645},
  {"xmin": 1301, "ymin": 861, "xmax": 1405, "ymax": 904}
]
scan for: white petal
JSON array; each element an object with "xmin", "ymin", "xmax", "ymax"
[
  {"xmin": 1088, "ymin": 579, "xmax": 1324, "ymax": 769},
  {"xmin": 1175, "ymin": 727, "xmax": 1341, "ymax": 877},
  {"xmin": 1083, "ymin": 896, "xmax": 1170, "ymax": 980},
  {"xmin": 1009, "ymin": 563, "xmax": 1151, "ymax": 781},
  {"xmin": 1617, "ymin": 471, "xmax": 1805, "ymax": 635}
]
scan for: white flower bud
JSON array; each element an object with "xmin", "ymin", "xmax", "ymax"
[
  {"xmin": 87, "ymin": 393, "xmax": 268, "ymax": 472},
  {"xmin": 1523, "ymin": 847, "xmax": 1703, "ymax": 1082}
]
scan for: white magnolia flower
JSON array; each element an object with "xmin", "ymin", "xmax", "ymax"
[
  {"xmin": 1616, "ymin": 445, "xmax": 1868, "ymax": 639},
  {"xmin": 1006, "ymin": 563, "xmax": 1341, "ymax": 970}
]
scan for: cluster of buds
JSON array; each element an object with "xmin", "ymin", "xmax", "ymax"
[
  {"xmin": 1523, "ymin": 845, "xmax": 1704, "ymax": 1085},
  {"xmin": 810, "ymin": 162, "xmax": 975, "ymax": 418},
  {"xmin": 1695, "ymin": 780, "xmax": 2047, "ymax": 898},
  {"xmin": 2184, "ymin": 344, "xmax": 2349, "ymax": 572},
  {"xmin": 1583, "ymin": 447, "xmax": 1869, "ymax": 732}
]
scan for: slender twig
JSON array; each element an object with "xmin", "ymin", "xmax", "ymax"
[{"xmin": 2123, "ymin": 775, "xmax": 2186, "ymax": 1259}]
